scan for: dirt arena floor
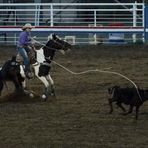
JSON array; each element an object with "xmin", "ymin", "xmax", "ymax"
[{"xmin": 0, "ymin": 44, "xmax": 148, "ymax": 147}]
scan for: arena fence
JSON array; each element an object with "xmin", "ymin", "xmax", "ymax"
[{"xmin": 0, "ymin": 2, "xmax": 146, "ymax": 45}]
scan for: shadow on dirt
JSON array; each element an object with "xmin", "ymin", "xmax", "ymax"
[
  {"xmin": 0, "ymin": 92, "xmax": 41, "ymax": 103},
  {"xmin": 0, "ymin": 91, "xmax": 56, "ymax": 103}
]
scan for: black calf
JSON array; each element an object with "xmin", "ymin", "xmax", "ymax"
[{"xmin": 108, "ymin": 85, "xmax": 148, "ymax": 119}]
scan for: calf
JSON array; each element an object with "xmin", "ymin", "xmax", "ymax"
[{"xmin": 108, "ymin": 85, "xmax": 148, "ymax": 119}]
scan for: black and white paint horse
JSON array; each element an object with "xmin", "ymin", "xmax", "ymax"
[
  {"xmin": 29, "ymin": 34, "xmax": 71, "ymax": 99},
  {"xmin": 0, "ymin": 34, "xmax": 72, "ymax": 100}
]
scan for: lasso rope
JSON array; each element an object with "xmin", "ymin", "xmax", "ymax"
[
  {"xmin": 51, "ymin": 60, "xmax": 142, "ymax": 102},
  {"xmin": 33, "ymin": 38, "xmax": 143, "ymax": 101}
]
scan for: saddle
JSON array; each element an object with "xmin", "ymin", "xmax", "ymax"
[
  {"xmin": 16, "ymin": 48, "xmax": 36, "ymax": 64},
  {"xmin": 16, "ymin": 48, "xmax": 36, "ymax": 79}
]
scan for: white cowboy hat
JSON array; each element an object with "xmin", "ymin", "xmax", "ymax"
[{"xmin": 22, "ymin": 23, "xmax": 34, "ymax": 29}]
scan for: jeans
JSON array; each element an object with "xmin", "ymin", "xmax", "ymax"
[{"xmin": 17, "ymin": 46, "xmax": 30, "ymax": 72}]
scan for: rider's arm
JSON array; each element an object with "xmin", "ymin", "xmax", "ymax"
[{"xmin": 19, "ymin": 32, "xmax": 31, "ymax": 46}]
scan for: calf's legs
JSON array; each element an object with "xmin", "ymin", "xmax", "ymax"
[
  {"xmin": 135, "ymin": 106, "xmax": 140, "ymax": 120},
  {"xmin": 108, "ymin": 98, "xmax": 126, "ymax": 114},
  {"xmin": 116, "ymin": 102, "xmax": 126, "ymax": 112},
  {"xmin": 108, "ymin": 98, "xmax": 113, "ymax": 113}
]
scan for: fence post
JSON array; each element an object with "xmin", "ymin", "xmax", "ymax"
[
  {"xmin": 35, "ymin": 0, "xmax": 41, "ymax": 26},
  {"xmin": 132, "ymin": 1, "xmax": 137, "ymax": 43},
  {"xmin": 94, "ymin": 10, "xmax": 97, "ymax": 44},
  {"xmin": 144, "ymin": 4, "xmax": 148, "ymax": 43},
  {"xmin": 35, "ymin": 5, "xmax": 38, "ymax": 26},
  {"xmin": 142, "ymin": 2, "xmax": 145, "ymax": 43},
  {"xmin": 50, "ymin": 4, "xmax": 53, "ymax": 27}
]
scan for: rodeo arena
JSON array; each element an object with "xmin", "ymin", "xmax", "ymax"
[{"xmin": 1, "ymin": 0, "xmax": 148, "ymax": 147}]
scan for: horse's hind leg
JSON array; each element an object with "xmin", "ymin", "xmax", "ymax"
[
  {"xmin": 46, "ymin": 74, "xmax": 55, "ymax": 96},
  {"xmin": 12, "ymin": 77, "xmax": 24, "ymax": 94},
  {"xmin": 108, "ymin": 98, "xmax": 113, "ymax": 114}
]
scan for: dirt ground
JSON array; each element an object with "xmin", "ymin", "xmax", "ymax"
[{"xmin": 0, "ymin": 44, "xmax": 148, "ymax": 148}]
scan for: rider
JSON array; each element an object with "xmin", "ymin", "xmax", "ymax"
[{"xmin": 17, "ymin": 23, "xmax": 35, "ymax": 79}]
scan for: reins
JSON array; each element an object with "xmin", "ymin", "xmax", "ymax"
[{"xmin": 34, "ymin": 40, "xmax": 57, "ymax": 51}]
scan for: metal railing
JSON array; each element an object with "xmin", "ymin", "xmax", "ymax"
[{"xmin": 0, "ymin": 2, "xmax": 144, "ymax": 45}]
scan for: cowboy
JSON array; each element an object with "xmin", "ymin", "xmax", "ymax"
[{"xmin": 17, "ymin": 23, "xmax": 35, "ymax": 79}]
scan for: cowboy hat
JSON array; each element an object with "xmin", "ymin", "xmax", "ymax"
[{"xmin": 22, "ymin": 23, "xmax": 34, "ymax": 29}]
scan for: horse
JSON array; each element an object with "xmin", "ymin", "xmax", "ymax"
[
  {"xmin": 0, "ymin": 56, "xmax": 26, "ymax": 96},
  {"xmin": 31, "ymin": 34, "xmax": 71, "ymax": 99},
  {"xmin": 1, "ymin": 34, "xmax": 71, "ymax": 100}
]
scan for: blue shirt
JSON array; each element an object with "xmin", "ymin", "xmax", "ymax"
[{"xmin": 17, "ymin": 31, "xmax": 31, "ymax": 46}]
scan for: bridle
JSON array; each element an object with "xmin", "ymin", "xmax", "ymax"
[
  {"xmin": 52, "ymin": 38, "xmax": 67, "ymax": 51},
  {"xmin": 31, "ymin": 38, "xmax": 67, "ymax": 66},
  {"xmin": 32, "ymin": 37, "xmax": 68, "ymax": 52}
]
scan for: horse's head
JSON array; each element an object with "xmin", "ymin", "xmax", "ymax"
[
  {"xmin": 46, "ymin": 34, "xmax": 72, "ymax": 52},
  {"xmin": 41, "ymin": 34, "xmax": 72, "ymax": 63},
  {"xmin": 53, "ymin": 34, "xmax": 72, "ymax": 51}
]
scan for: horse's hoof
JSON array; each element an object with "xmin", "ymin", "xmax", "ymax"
[
  {"xmin": 51, "ymin": 93, "xmax": 55, "ymax": 96},
  {"xmin": 29, "ymin": 93, "xmax": 34, "ymax": 98},
  {"xmin": 41, "ymin": 94, "xmax": 47, "ymax": 101}
]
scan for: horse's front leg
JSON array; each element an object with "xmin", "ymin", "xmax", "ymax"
[
  {"xmin": 12, "ymin": 76, "xmax": 24, "ymax": 94},
  {"xmin": 19, "ymin": 65, "xmax": 27, "ymax": 89},
  {"xmin": 34, "ymin": 65, "xmax": 55, "ymax": 100},
  {"xmin": 36, "ymin": 76, "xmax": 50, "ymax": 101},
  {"xmin": 46, "ymin": 74, "xmax": 55, "ymax": 96}
]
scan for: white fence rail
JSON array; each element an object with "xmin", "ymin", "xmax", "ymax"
[{"xmin": 0, "ymin": 2, "xmax": 144, "ymax": 45}]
